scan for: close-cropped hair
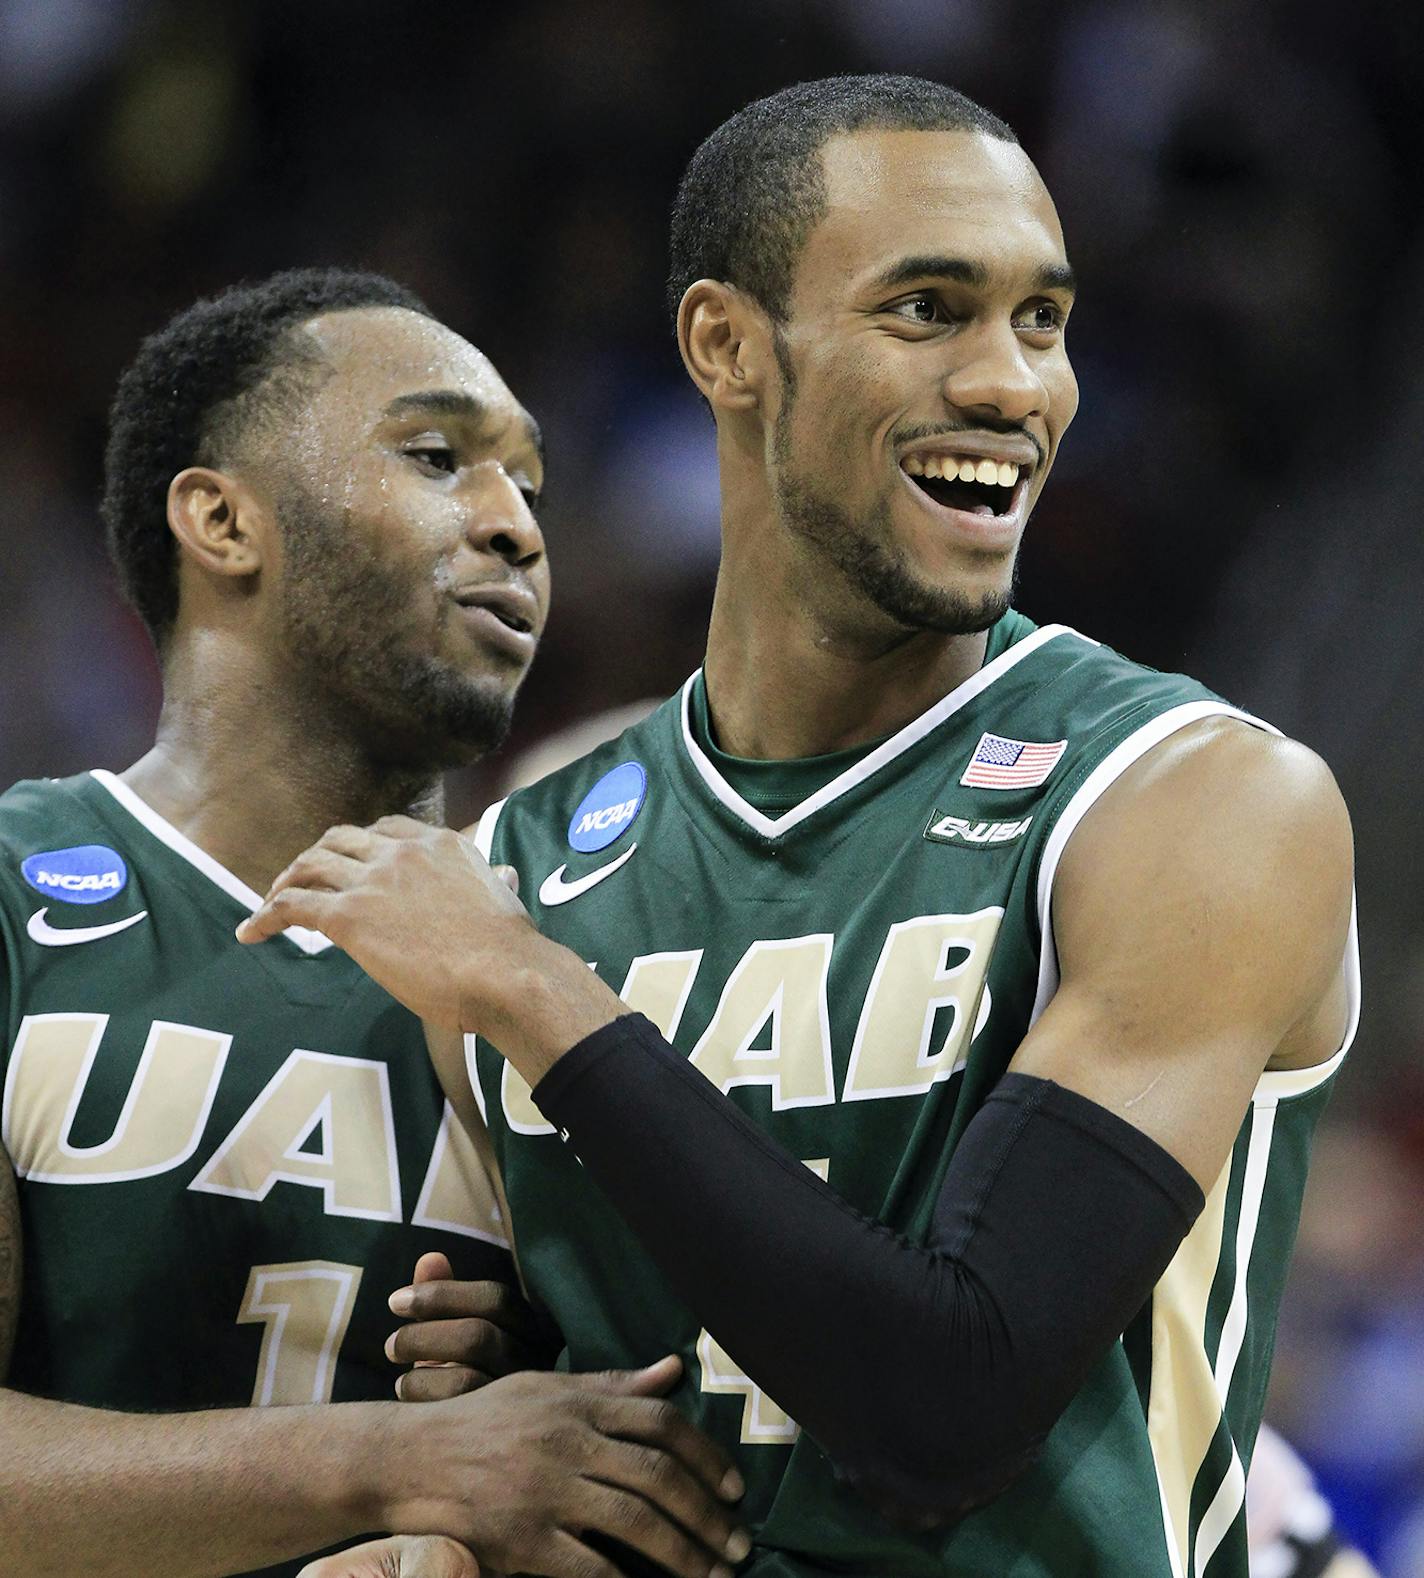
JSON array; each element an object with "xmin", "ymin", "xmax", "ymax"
[
  {"xmin": 101, "ymin": 266, "xmax": 432, "ymax": 647},
  {"xmin": 667, "ymin": 74, "xmax": 1017, "ymax": 327}
]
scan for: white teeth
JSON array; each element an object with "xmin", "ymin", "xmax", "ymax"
[{"xmin": 903, "ymin": 454, "xmax": 1025, "ymax": 492}]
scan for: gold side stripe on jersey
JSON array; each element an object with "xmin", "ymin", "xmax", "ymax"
[
  {"xmin": 1148, "ymin": 1147, "xmax": 1233, "ymax": 1578},
  {"xmin": 1191, "ymin": 1100, "xmax": 1279, "ymax": 1573},
  {"xmin": 1148, "ymin": 1097, "xmax": 1277, "ymax": 1578}
]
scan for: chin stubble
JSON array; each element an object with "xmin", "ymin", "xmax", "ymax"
[
  {"xmin": 769, "ymin": 360, "xmax": 1012, "ymax": 636},
  {"xmin": 275, "ymin": 490, "xmax": 519, "ymax": 768}
]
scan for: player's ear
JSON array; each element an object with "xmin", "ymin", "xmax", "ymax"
[
  {"xmin": 167, "ymin": 466, "xmax": 265, "ymax": 580},
  {"xmin": 678, "ymin": 281, "xmax": 771, "ymax": 415}
]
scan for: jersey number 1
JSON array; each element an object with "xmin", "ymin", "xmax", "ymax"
[{"xmin": 237, "ymin": 1260, "xmax": 363, "ymax": 1406}]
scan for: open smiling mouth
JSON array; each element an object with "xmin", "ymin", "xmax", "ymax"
[{"xmin": 902, "ymin": 455, "xmax": 1026, "ymax": 519}]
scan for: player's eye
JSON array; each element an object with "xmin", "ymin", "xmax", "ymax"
[
  {"xmin": 407, "ymin": 445, "xmax": 456, "ymax": 474},
  {"xmin": 1014, "ymin": 300, "xmax": 1067, "ymax": 336},
  {"xmin": 887, "ymin": 294, "xmax": 944, "ymax": 326}
]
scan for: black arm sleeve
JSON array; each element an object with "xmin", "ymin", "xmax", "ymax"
[{"xmin": 533, "ymin": 1013, "xmax": 1205, "ymax": 1516}]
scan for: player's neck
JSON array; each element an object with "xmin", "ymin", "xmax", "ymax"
[
  {"xmin": 703, "ymin": 570, "xmax": 989, "ymax": 760},
  {"xmin": 120, "ymin": 659, "xmax": 444, "ymax": 897}
]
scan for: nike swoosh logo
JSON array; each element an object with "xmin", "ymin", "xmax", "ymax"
[
  {"xmin": 538, "ymin": 843, "xmax": 638, "ymax": 906},
  {"xmin": 27, "ymin": 908, "xmax": 149, "ymax": 947}
]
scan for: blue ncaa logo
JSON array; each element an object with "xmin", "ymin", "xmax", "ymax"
[
  {"xmin": 568, "ymin": 762, "xmax": 648, "ymax": 853},
  {"xmin": 21, "ymin": 845, "xmax": 130, "ymax": 906}
]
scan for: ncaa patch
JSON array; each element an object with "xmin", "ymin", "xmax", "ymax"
[
  {"xmin": 21, "ymin": 844, "xmax": 129, "ymax": 905},
  {"xmin": 568, "ymin": 761, "xmax": 648, "ymax": 853}
]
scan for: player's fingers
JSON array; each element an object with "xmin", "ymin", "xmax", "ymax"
[
  {"xmin": 573, "ymin": 1480, "xmax": 740, "ymax": 1578},
  {"xmin": 538, "ymin": 1530, "xmax": 622, "ymax": 1578},
  {"xmin": 316, "ymin": 823, "xmax": 379, "ymax": 859},
  {"xmin": 386, "ymin": 1315, "xmax": 532, "ymax": 1375},
  {"xmin": 395, "ymin": 1364, "xmax": 490, "ymax": 1401},
  {"xmin": 390, "ymin": 1278, "xmax": 548, "ymax": 1344},
  {"xmin": 591, "ymin": 1393, "xmax": 744, "ymax": 1502},
  {"xmin": 579, "ymin": 1443, "xmax": 749, "ymax": 1571},
  {"xmin": 371, "ymin": 814, "xmax": 429, "ymax": 840},
  {"xmin": 411, "ymin": 1251, "xmax": 454, "ymax": 1285},
  {"xmin": 236, "ymin": 887, "xmax": 336, "ymax": 944},
  {"xmin": 274, "ymin": 847, "xmax": 366, "ymax": 895},
  {"xmin": 585, "ymin": 1353, "xmax": 682, "ymax": 1396}
]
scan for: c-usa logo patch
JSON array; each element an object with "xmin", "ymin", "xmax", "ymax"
[
  {"xmin": 21, "ymin": 844, "xmax": 129, "ymax": 905},
  {"xmin": 568, "ymin": 761, "xmax": 648, "ymax": 853}
]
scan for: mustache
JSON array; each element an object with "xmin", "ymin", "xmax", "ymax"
[{"xmin": 892, "ymin": 422, "xmax": 1046, "ymax": 472}]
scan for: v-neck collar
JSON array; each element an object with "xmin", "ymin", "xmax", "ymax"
[
  {"xmin": 677, "ymin": 619, "xmax": 1075, "ymax": 840},
  {"xmin": 89, "ymin": 769, "xmax": 335, "ymax": 956}
]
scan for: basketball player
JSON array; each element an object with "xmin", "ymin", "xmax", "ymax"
[
  {"xmin": 0, "ymin": 269, "xmax": 746, "ymax": 1578},
  {"xmin": 246, "ymin": 79, "xmax": 1358, "ymax": 1577}
]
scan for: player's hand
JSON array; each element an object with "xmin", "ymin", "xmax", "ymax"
[
  {"xmin": 296, "ymin": 1535, "xmax": 480, "ymax": 1578},
  {"xmin": 387, "ymin": 1252, "xmax": 555, "ymax": 1401},
  {"xmin": 379, "ymin": 1355, "xmax": 750, "ymax": 1578},
  {"xmin": 236, "ymin": 817, "xmax": 530, "ymax": 1030},
  {"xmin": 235, "ymin": 817, "xmax": 626, "ymax": 1080}
]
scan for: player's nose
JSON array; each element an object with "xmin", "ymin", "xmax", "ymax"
[
  {"xmin": 942, "ymin": 322, "xmax": 1048, "ymax": 426},
  {"xmin": 463, "ymin": 461, "xmax": 545, "ymax": 570}
]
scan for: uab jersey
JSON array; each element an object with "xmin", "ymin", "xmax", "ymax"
[
  {"xmin": 0, "ymin": 770, "xmax": 509, "ymax": 1578},
  {"xmin": 471, "ymin": 611, "xmax": 1359, "ymax": 1578}
]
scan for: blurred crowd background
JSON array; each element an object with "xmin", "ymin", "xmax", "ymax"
[{"xmin": 1, "ymin": 0, "xmax": 1420, "ymax": 1566}]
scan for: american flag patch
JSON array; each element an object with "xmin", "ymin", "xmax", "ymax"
[{"xmin": 960, "ymin": 732, "xmax": 1067, "ymax": 789}]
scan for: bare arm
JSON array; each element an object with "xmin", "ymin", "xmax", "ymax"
[
  {"xmin": 0, "ymin": 1359, "xmax": 744, "ymax": 1578},
  {"xmin": 0, "ymin": 1122, "xmax": 743, "ymax": 1578},
  {"xmin": 1008, "ymin": 718, "xmax": 1354, "ymax": 1189},
  {"xmin": 0, "ymin": 1387, "xmax": 397, "ymax": 1578},
  {"xmin": 0, "ymin": 1137, "xmax": 386, "ymax": 1575}
]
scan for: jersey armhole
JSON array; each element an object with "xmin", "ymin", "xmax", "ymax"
[{"xmin": 1027, "ymin": 702, "xmax": 1360, "ymax": 1096}]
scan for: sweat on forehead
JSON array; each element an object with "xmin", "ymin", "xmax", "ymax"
[{"xmin": 295, "ymin": 307, "xmax": 495, "ymax": 395}]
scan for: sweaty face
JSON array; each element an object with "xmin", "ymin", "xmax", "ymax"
[
  {"xmin": 768, "ymin": 129, "xmax": 1078, "ymax": 635},
  {"xmin": 261, "ymin": 308, "xmax": 550, "ymax": 769}
]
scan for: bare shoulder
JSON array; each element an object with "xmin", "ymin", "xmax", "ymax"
[
  {"xmin": 1020, "ymin": 717, "xmax": 1355, "ymax": 1185},
  {"xmin": 1061, "ymin": 716, "xmax": 1353, "ymax": 913},
  {"xmin": 1050, "ymin": 715, "xmax": 1354, "ymax": 1079}
]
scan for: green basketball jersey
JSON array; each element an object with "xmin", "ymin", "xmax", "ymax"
[
  {"xmin": 0, "ymin": 770, "xmax": 510, "ymax": 1578},
  {"xmin": 470, "ymin": 611, "xmax": 1359, "ymax": 1578}
]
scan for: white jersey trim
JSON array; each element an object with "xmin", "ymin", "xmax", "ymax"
[
  {"xmin": 472, "ymin": 797, "xmax": 508, "ymax": 861},
  {"xmin": 1029, "ymin": 703, "xmax": 1361, "ymax": 1086},
  {"xmin": 679, "ymin": 623, "xmax": 1081, "ymax": 839},
  {"xmin": 1254, "ymin": 893, "xmax": 1361, "ymax": 1099},
  {"xmin": 89, "ymin": 769, "xmax": 335, "ymax": 956},
  {"xmin": 1029, "ymin": 701, "xmax": 1361, "ymax": 1577},
  {"xmin": 1029, "ymin": 701, "xmax": 1275, "ymax": 1025}
]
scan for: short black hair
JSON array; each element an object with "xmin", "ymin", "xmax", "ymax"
[
  {"xmin": 667, "ymin": 75, "xmax": 1018, "ymax": 327},
  {"xmin": 102, "ymin": 266, "xmax": 433, "ymax": 646}
]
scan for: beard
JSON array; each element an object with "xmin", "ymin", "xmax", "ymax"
[
  {"xmin": 769, "ymin": 350, "xmax": 1013, "ymax": 637},
  {"xmin": 274, "ymin": 485, "xmax": 517, "ymax": 772}
]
